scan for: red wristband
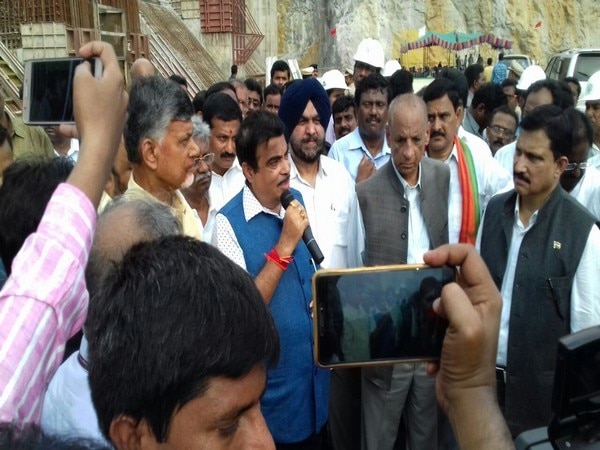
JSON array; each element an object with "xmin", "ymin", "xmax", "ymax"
[{"xmin": 265, "ymin": 248, "xmax": 294, "ymax": 271}]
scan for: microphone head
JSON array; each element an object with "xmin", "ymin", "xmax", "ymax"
[{"xmin": 280, "ymin": 190, "xmax": 295, "ymax": 209}]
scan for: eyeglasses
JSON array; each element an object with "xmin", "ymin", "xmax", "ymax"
[
  {"xmin": 488, "ymin": 125, "xmax": 515, "ymax": 138},
  {"xmin": 565, "ymin": 161, "xmax": 588, "ymax": 171},
  {"xmin": 195, "ymin": 153, "xmax": 215, "ymax": 166}
]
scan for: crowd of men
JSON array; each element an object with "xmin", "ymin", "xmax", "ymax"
[{"xmin": 0, "ymin": 36, "xmax": 599, "ymax": 450}]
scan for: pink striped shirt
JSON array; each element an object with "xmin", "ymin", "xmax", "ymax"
[{"xmin": 0, "ymin": 183, "xmax": 95, "ymax": 424}]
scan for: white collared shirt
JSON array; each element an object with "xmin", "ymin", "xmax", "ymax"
[
  {"xmin": 328, "ymin": 127, "xmax": 391, "ymax": 180},
  {"xmin": 289, "ymin": 155, "xmax": 363, "ymax": 269},
  {"xmin": 213, "ymin": 186, "xmax": 285, "ymax": 270},
  {"xmin": 41, "ymin": 337, "xmax": 106, "ymax": 444},
  {"xmin": 53, "ymin": 138, "xmax": 80, "ymax": 162},
  {"xmin": 476, "ymin": 196, "xmax": 600, "ymax": 367},
  {"xmin": 199, "ymin": 193, "xmax": 218, "ymax": 244},
  {"xmin": 433, "ymin": 132, "xmax": 513, "ymax": 243},
  {"xmin": 391, "ymin": 162, "xmax": 430, "ymax": 263},
  {"xmin": 209, "ymin": 158, "xmax": 246, "ymax": 211},
  {"xmin": 494, "ymin": 140, "xmax": 516, "ymax": 176},
  {"xmin": 569, "ymin": 165, "xmax": 600, "ymax": 221}
]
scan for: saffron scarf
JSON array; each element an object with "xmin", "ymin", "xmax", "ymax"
[{"xmin": 454, "ymin": 136, "xmax": 480, "ymax": 244}]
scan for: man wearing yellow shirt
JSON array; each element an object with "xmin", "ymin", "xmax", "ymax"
[{"xmin": 123, "ymin": 76, "xmax": 202, "ymax": 239}]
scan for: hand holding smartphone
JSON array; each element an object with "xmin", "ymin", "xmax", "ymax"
[
  {"xmin": 23, "ymin": 57, "xmax": 103, "ymax": 125},
  {"xmin": 312, "ymin": 264, "xmax": 456, "ymax": 368}
]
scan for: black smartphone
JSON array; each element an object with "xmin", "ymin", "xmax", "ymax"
[
  {"xmin": 313, "ymin": 264, "xmax": 456, "ymax": 368},
  {"xmin": 22, "ymin": 57, "xmax": 102, "ymax": 125}
]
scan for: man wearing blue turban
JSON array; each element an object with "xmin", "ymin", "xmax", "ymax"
[{"xmin": 279, "ymin": 77, "xmax": 365, "ymax": 450}]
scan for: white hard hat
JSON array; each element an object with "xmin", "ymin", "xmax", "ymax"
[
  {"xmin": 516, "ymin": 65, "xmax": 546, "ymax": 91},
  {"xmin": 353, "ymin": 38, "xmax": 385, "ymax": 69},
  {"xmin": 321, "ymin": 69, "xmax": 347, "ymax": 91},
  {"xmin": 580, "ymin": 70, "xmax": 600, "ymax": 102},
  {"xmin": 382, "ymin": 60, "xmax": 402, "ymax": 77}
]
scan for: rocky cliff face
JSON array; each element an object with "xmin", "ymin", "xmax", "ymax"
[{"xmin": 277, "ymin": 0, "xmax": 600, "ymax": 70}]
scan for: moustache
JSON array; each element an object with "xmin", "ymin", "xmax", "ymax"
[
  {"xmin": 194, "ymin": 172, "xmax": 211, "ymax": 184},
  {"xmin": 514, "ymin": 173, "xmax": 530, "ymax": 183},
  {"xmin": 430, "ymin": 131, "xmax": 445, "ymax": 138},
  {"xmin": 220, "ymin": 152, "xmax": 236, "ymax": 159}
]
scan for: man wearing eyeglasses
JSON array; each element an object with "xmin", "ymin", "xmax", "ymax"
[
  {"xmin": 485, "ymin": 106, "xmax": 518, "ymax": 155},
  {"xmin": 478, "ymin": 105, "xmax": 600, "ymax": 437}
]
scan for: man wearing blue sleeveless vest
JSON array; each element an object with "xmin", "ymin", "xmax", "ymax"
[
  {"xmin": 478, "ymin": 105, "xmax": 600, "ymax": 437},
  {"xmin": 213, "ymin": 111, "xmax": 330, "ymax": 448}
]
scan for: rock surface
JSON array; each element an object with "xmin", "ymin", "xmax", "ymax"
[{"xmin": 276, "ymin": 0, "xmax": 600, "ymax": 70}]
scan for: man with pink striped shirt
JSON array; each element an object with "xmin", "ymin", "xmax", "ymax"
[{"xmin": 0, "ymin": 41, "xmax": 128, "ymax": 424}]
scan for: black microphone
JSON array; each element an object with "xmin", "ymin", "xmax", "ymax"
[{"xmin": 280, "ymin": 190, "xmax": 324, "ymax": 264}]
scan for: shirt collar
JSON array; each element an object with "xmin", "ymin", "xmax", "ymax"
[
  {"xmin": 242, "ymin": 185, "xmax": 285, "ymax": 222},
  {"xmin": 289, "ymin": 154, "xmax": 327, "ymax": 183},
  {"xmin": 392, "ymin": 160, "xmax": 422, "ymax": 190},
  {"xmin": 514, "ymin": 195, "xmax": 539, "ymax": 229},
  {"xmin": 346, "ymin": 128, "xmax": 391, "ymax": 156}
]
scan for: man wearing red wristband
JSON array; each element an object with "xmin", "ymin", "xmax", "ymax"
[{"xmin": 213, "ymin": 111, "xmax": 330, "ymax": 449}]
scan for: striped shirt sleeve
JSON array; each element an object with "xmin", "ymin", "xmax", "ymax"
[{"xmin": 0, "ymin": 183, "xmax": 96, "ymax": 424}]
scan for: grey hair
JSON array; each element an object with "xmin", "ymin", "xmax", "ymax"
[
  {"xmin": 85, "ymin": 195, "xmax": 182, "ymax": 302},
  {"xmin": 191, "ymin": 116, "xmax": 211, "ymax": 147},
  {"xmin": 124, "ymin": 76, "xmax": 194, "ymax": 164}
]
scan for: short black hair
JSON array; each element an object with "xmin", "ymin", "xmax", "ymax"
[
  {"xmin": 332, "ymin": 95, "xmax": 356, "ymax": 116},
  {"xmin": 487, "ymin": 57, "xmax": 493, "ymax": 65},
  {"xmin": 437, "ymin": 68, "xmax": 469, "ymax": 108},
  {"xmin": 499, "ymin": 52, "xmax": 505, "ymax": 61},
  {"xmin": 264, "ymin": 84, "xmax": 282, "ymax": 99},
  {"xmin": 168, "ymin": 74, "xmax": 187, "ymax": 87},
  {"xmin": 270, "ymin": 60, "xmax": 291, "ymax": 79},
  {"xmin": 472, "ymin": 82, "xmax": 507, "ymax": 115},
  {"xmin": 236, "ymin": 110, "xmax": 284, "ymax": 171},
  {"xmin": 464, "ymin": 64, "xmax": 484, "ymax": 89},
  {"xmin": 87, "ymin": 236, "xmax": 280, "ymax": 442},
  {"xmin": 125, "ymin": 76, "xmax": 194, "ymax": 164},
  {"xmin": 524, "ymin": 79, "xmax": 575, "ymax": 110},
  {"xmin": 0, "ymin": 157, "xmax": 73, "ymax": 273},
  {"xmin": 245, "ymin": 78, "xmax": 263, "ymax": 100},
  {"xmin": 501, "ymin": 77, "xmax": 518, "ymax": 90},
  {"xmin": 355, "ymin": 73, "xmax": 391, "ymax": 105},
  {"xmin": 191, "ymin": 90, "xmax": 206, "ymax": 114},
  {"xmin": 520, "ymin": 105, "xmax": 572, "ymax": 159},
  {"xmin": 202, "ymin": 92, "xmax": 242, "ymax": 128},
  {"xmin": 389, "ymin": 69, "xmax": 414, "ymax": 98},
  {"xmin": 423, "ymin": 77, "xmax": 462, "ymax": 111},
  {"xmin": 563, "ymin": 76, "xmax": 582, "ymax": 96},
  {"xmin": 489, "ymin": 105, "xmax": 519, "ymax": 130},
  {"xmin": 231, "ymin": 64, "xmax": 238, "ymax": 75},
  {"xmin": 205, "ymin": 81, "xmax": 236, "ymax": 100},
  {"xmin": 566, "ymin": 107, "xmax": 593, "ymax": 149}
]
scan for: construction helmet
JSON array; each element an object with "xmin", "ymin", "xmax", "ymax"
[
  {"xmin": 353, "ymin": 38, "xmax": 385, "ymax": 69},
  {"xmin": 580, "ymin": 70, "xmax": 600, "ymax": 102},
  {"xmin": 321, "ymin": 69, "xmax": 348, "ymax": 91},
  {"xmin": 382, "ymin": 60, "xmax": 402, "ymax": 77},
  {"xmin": 516, "ymin": 65, "xmax": 546, "ymax": 91}
]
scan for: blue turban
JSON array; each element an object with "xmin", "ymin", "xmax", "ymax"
[{"xmin": 278, "ymin": 77, "xmax": 331, "ymax": 142}]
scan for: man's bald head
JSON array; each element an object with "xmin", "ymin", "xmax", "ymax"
[
  {"xmin": 388, "ymin": 93, "xmax": 428, "ymax": 130},
  {"xmin": 129, "ymin": 58, "xmax": 156, "ymax": 80}
]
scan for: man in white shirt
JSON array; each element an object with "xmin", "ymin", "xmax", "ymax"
[
  {"xmin": 495, "ymin": 79, "xmax": 575, "ymax": 175},
  {"xmin": 123, "ymin": 76, "xmax": 202, "ymax": 239},
  {"xmin": 357, "ymin": 94, "xmax": 450, "ymax": 450},
  {"xmin": 203, "ymin": 92, "xmax": 245, "ymax": 211},
  {"xmin": 328, "ymin": 73, "xmax": 391, "ymax": 182},
  {"xmin": 478, "ymin": 105, "xmax": 600, "ymax": 436},
  {"xmin": 559, "ymin": 108, "xmax": 600, "ymax": 221},
  {"xmin": 581, "ymin": 70, "xmax": 600, "ymax": 163},
  {"xmin": 278, "ymin": 77, "xmax": 363, "ymax": 450},
  {"xmin": 422, "ymin": 78, "xmax": 512, "ymax": 244}
]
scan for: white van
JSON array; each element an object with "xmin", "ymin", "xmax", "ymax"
[{"xmin": 545, "ymin": 48, "xmax": 600, "ymax": 94}]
